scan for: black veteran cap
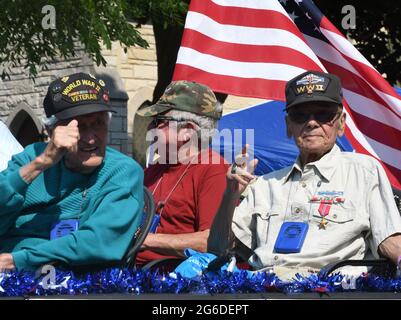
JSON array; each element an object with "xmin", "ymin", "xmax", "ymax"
[
  {"xmin": 285, "ymin": 71, "xmax": 343, "ymax": 111},
  {"xmin": 44, "ymin": 72, "xmax": 114, "ymax": 120}
]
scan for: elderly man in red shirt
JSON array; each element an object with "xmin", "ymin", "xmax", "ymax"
[{"xmin": 135, "ymin": 81, "xmax": 228, "ymax": 265}]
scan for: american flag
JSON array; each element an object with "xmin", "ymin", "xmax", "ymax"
[{"xmin": 173, "ymin": 0, "xmax": 401, "ymax": 190}]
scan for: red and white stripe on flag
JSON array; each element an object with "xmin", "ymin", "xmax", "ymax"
[
  {"xmin": 173, "ymin": 0, "xmax": 401, "ymax": 189},
  {"xmin": 173, "ymin": 0, "xmax": 324, "ymax": 100}
]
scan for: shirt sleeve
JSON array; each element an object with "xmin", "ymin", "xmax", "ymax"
[
  {"xmin": 367, "ymin": 161, "xmax": 401, "ymax": 257},
  {"xmin": 196, "ymin": 163, "xmax": 228, "ymax": 231},
  {"xmin": 12, "ymin": 169, "xmax": 144, "ymax": 271},
  {"xmin": 0, "ymin": 151, "xmax": 31, "ymax": 235},
  {"xmin": 232, "ymin": 183, "xmax": 257, "ymax": 250}
]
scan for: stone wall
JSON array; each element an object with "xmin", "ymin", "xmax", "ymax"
[
  {"xmin": 0, "ymin": 23, "xmax": 265, "ymax": 162},
  {"xmin": 0, "ymin": 47, "xmax": 93, "ymax": 126},
  {"xmin": 100, "ymin": 24, "xmax": 157, "ymax": 159},
  {"xmin": 0, "ymin": 46, "xmax": 129, "ymax": 154},
  {"xmin": 100, "ymin": 24, "xmax": 265, "ymax": 165}
]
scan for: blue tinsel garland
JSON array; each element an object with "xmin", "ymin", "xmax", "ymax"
[{"xmin": 0, "ymin": 269, "xmax": 401, "ymax": 297}]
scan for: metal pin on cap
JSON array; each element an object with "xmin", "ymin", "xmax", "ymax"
[{"xmin": 52, "ymin": 84, "xmax": 61, "ymax": 93}]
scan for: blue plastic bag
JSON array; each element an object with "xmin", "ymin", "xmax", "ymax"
[{"xmin": 173, "ymin": 248, "xmax": 252, "ymax": 279}]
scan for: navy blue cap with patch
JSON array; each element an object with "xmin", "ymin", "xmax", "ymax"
[
  {"xmin": 44, "ymin": 72, "xmax": 115, "ymax": 120},
  {"xmin": 285, "ymin": 71, "xmax": 343, "ymax": 111}
]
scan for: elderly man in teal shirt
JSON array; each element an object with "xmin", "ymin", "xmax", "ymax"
[{"xmin": 0, "ymin": 73, "xmax": 143, "ymax": 271}]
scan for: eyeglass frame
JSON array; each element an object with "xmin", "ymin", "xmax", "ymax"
[
  {"xmin": 149, "ymin": 115, "xmax": 201, "ymax": 130},
  {"xmin": 287, "ymin": 109, "xmax": 343, "ymax": 124},
  {"xmin": 149, "ymin": 115, "xmax": 181, "ymax": 128}
]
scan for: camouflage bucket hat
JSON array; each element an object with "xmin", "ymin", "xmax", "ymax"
[{"xmin": 137, "ymin": 80, "xmax": 221, "ymax": 119}]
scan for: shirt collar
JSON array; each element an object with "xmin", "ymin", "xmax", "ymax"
[{"xmin": 284, "ymin": 144, "xmax": 341, "ymax": 183}]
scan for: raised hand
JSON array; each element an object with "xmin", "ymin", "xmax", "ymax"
[
  {"xmin": 227, "ymin": 144, "xmax": 258, "ymax": 196},
  {"xmin": 41, "ymin": 119, "xmax": 80, "ymax": 168},
  {"xmin": 19, "ymin": 120, "xmax": 81, "ymax": 184}
]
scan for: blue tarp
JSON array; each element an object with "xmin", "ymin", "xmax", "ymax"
[{"xmin": 212, "ymin": 87, "xmax": 401, "ymax": 176}]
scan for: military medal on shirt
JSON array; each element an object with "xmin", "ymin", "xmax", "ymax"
[
  {"xmin": 274, "ymin": 190, "xmax": 346, "ymax": 254},
  {"xmin": 310, "ymin": 191, "xmax": 345, "ymax": 229}
]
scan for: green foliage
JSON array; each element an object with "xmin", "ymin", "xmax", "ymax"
[
  {"xmin": 0, "ymin": 0, "xmax": 149, "ymax": 79},
  {"xmin": 2, "ymin": 0, "xmax": 399, "ymax": 85},
  {"xmin": 125, "ymin": 0, "xmax": 189, "ymax": 28},
  {"xmin": 315, "ymin": 0, "xmax": 401, "ymax": 84}
]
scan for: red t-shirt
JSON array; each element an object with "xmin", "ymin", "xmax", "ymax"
[{"xmin": 136, "ymin": 149, "xmax": 228, "ymax": 265}]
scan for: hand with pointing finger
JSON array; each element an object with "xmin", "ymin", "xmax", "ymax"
[{"xmin": 227, "ymin": 144, "xmax": 258, "ymax": 196}]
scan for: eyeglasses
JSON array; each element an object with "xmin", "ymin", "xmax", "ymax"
[
  {"xmin": 288, "ymin": 110, "xmax": 342, "ymax": 124},
  {"xmin": 150, "ymin": 115, "xmax": 179, "ymax": 128}
]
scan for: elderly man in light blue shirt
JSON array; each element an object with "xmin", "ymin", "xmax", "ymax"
[{"xmin": 208, "ymin": 71, "xmax": 401, "ymax": 278}]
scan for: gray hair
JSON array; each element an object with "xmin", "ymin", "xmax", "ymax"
[
  {"xmin": 168, "ymin": 102, "xmax": 222, "ymax": 146},
  {"xmin": 42, "ymin": 112, "xmax": 113, "ymax": 131}
]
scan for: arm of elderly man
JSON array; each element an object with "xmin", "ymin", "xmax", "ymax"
[
  {"xmin": 0, "ymin": 121, "xmax": 143, "ymax": 271},
  {"xmin": 139, "ymin": 160, "xmax": 228, "ymax": 261},
  {"xmin": 367, "ymin": 161, "xmax": 401, "ymax": 265},
  {"xmin": 0, "ymin": 121, "xmax": 81, "ymax": 235},
  {"xmin": 208, "ymin": 145, "xmax": 258, "ymax": 258},
  {"xmin": 208, "ymin": 151, "xmax": 401, "ymax": 270},
  {"xmin": 10, "ymin": 174, "xmax": 143, "ymax": 270}
]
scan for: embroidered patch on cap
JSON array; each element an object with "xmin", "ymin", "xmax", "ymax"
[
  {"xmin": 61, "ymin": 78, "xmax": 102, "ymax": 103},
  {"xmin": 294, "ymin": 73, "xmax": 329, "ymax": 95}
]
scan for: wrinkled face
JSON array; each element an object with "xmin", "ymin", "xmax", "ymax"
[
  {"xmin": 146, "ymin": 111, "xmax": 200, "ymax": 163},
  {"xmin": 147, "ymin": 111, "xmax": 180, "ymax": 149},
  {"xmin": 286, "ymin": 102, "xmax": 346, "ymax": 162},
  {"xmin": 62, "ymin": 112, "xmax": 109, "ymax": 174}
]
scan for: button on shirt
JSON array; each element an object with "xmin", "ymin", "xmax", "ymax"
[{"xmin": 232, "ymin": 145, "xmax": 401, "ymax": 271}]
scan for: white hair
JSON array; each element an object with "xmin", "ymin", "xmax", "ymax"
[
  {"xmin": 167, "ymin": 101, "xmax": 222, "ymax": 146},
  {"xmin": 42, "ymin": 112, "xmax": 113, "ymax": 131},
  {"xmin": 42, "ymin": 115, "xmax": 59, "ymax": 130}
]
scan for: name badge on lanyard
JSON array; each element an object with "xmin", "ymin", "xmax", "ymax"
[
  {"xmin": 50, "ymin": 219, "xmax": 79, "ymax": 240},
  {"xmin": 274, "ymin": 221, "xmax": 309, "ymax": 253}
]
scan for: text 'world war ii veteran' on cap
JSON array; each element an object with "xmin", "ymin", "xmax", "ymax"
[{"xmin": 43, "ymin": 72, "xmax": 115, "ymax": 120}]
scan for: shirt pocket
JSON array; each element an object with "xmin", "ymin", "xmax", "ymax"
[
  {"xmin": 311, "ymin": 206, "xmax": 355, "ymax": 225},
  {"xmin": 253, "ymin": 210, "xmax": 280, "ymax": 246}
]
